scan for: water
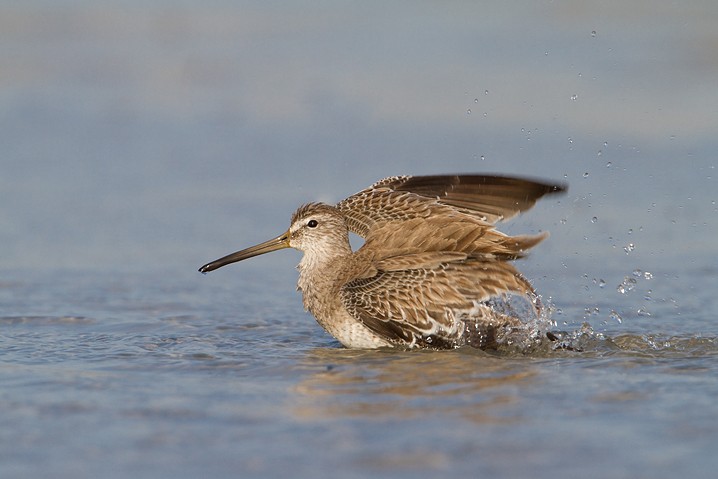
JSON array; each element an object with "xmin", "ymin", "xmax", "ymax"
[
  {"xmin": 2, "ymin": 265, "xmax": 717, "ymax": 478},
  {"xmin": 2, "ymin": 1, "xmax": 717, "ymax": 478}
]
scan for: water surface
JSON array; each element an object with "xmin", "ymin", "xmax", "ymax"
[{"xmin": 2, "ymin": 265, "xmax": 717, "ymax": 478}]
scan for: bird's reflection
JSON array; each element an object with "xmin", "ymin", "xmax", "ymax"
[{"xmin": 290, "ymin": 347, "xmax": 538, "ymax": 423}]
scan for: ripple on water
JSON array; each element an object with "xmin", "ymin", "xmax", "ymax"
[
  {"xmin": 533, "ymin": 322, "xmax": 718, "ymax": 359},
  {"xmin": 0, "ymin": 315, "xmax": 95, "ymax": 325}
]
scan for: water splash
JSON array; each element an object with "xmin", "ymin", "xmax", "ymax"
[
  {"xmin": 545, "ymin": 322, "xmax": 605, "ymax": 352},
  {"xmin": 617, "ymin": 276, "xmax": 637, "ymax": 294}
]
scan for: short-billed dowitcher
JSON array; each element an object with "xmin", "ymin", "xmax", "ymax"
[{"xmin": 199, "ymin": 175, "xmax": 566, "ymax": 349}]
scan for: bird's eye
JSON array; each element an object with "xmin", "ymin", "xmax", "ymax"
[{"xmin": 307, "ymin": 219, "xmax": 318, "ymax": 228}]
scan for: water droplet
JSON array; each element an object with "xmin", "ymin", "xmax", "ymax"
[
  {"xmin": 560, "ymin": 218, "xmax": 567, "ymax": 225},
  {"xmin": 609, "ymin": 310, "xmax": 622, "ymax": 324},
  {"xmin": 480, "ymin": 155, "xmax": 485, "ymax": 161},
  {"xmin": 598, "ymin": 279, "xmax": 606, "ymax": 288},
  {"xmin": 591, "ymin": 30, "xmax": 597, "ymax": 37},
  {"xmin": 591, "ymin": 216, "xmax": 598, "ymax": 223},
  {"xmin": 597, "ymin": 149, "xmax": 602, "ymax": 157},
  {"xmin": 606, "ymin": 161, "xmax": 612, "ymax": 168},
  {"xmin": 603, "ymin": 141, "xmax": 608, "ymax": 147},
  {"xmin": 623, "ymin": 243, "xmax": 635, "ymax": 254},
  {"xmin": 617, "ymin": 276, "xmax": 637, "ymax": 294},
  {"xmin": 474, "ymin": 98, "xmax": 479, "ymax": 103},
  {"xmin": 568, "ymin": 137, "xmax": 573, "ymax": 144},
  {"xmin": 583, "ymin": 172, "xmax": 589, "ymax": 178},
  {"xmin": 643, "ymin": 271, "xmax": 653, "ymax": 280},
  {"xmin": 570, "ymin": 94, "xmax": 578, "ymax": 101},
  {"xmin": 484, "ymin": 89, "xmax": 489, "ymax": 95},
  {"xmin": 467, "ymin": 109, "xmax": 472, "ymax": 115}
]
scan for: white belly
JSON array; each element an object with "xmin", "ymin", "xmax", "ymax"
[{"xmin": 316, "ymin": 309, "xmax": 392, "ymax": 349}]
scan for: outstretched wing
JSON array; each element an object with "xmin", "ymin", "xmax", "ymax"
[
  {"xmin": 339, "ymin": 253, "xmax": 539, "ymax": 348},
  {"xmin": 336, "ymin": 174, "xmax": 565, "ymax": 259},
  {"xmin": 336, "ymin": 174, "xmax": 566, "ymax": 237}
]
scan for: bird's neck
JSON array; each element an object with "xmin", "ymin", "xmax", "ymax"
[{"xmin": 296, "ymin": 242, "xmax": 353, "ymax": 317}]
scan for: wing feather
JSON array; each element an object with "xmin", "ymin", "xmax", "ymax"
[
  {"xmin": 333, "ymin": 174, "xmax": 562, "ymax": 348},
  {"xmin": 339, "ymin": 255, "xmax": 538, "ymax": 348},
  {"xmin": 337, "ymin": 174, "xmax": 566, "ymax": 237}
]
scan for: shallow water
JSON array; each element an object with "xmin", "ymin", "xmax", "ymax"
[
  {"xmin": 2, "ymin": 265, "xmax": 717, "ymax": 478},
  {"xmin": 2, "ymin": 1, "xmax": 717, "ymax": 478}
]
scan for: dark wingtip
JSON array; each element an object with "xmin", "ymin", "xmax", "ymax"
[{"xmin": 549, "ymin": 182, "xmax": 569, "ymax": 194}]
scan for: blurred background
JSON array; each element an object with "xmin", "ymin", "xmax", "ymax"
[{"xmin": 1, "ymin": 0, "xmax": 715, "ymax": 281}]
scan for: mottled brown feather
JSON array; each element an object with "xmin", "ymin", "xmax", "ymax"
[
  {"xmin": 331, "ymin": 174, "xmax": 564, "ymax": 347},
  {"xmin": 338, "ymin": 174, "xmax": 566, "ymax": 236},
  {"xmin": 340, "ymin": 256, "xmax": 538, "ymax": 348}
]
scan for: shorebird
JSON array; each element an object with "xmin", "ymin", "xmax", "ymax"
[{"xmin": 199, "ymin": 174, "xmax": 566, "ymax": 350}]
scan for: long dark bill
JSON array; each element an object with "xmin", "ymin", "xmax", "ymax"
[{"xmin": 198, "ymin": 231, "xmax": 290, "ymax": 274}]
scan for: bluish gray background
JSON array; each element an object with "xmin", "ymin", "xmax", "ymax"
[{"xmin": 2, "ymin": 0, "xmax": 715, "ymax": 274}]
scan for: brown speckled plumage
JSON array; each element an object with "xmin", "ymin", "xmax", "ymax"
[{"xmin": 199, "ymin": 174, "xmax": 566, "ymax": 349}]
